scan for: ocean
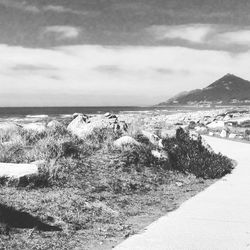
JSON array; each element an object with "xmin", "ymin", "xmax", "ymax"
[
  {"xmin": 0, "ymin": 106, "xmax": 197, "ymax": 117},
  {"xmin": 0, "ymin": 106, "xmax": 213, "ymax": 124}
]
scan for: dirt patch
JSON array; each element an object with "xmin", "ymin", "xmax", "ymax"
[{"xmin": 0, "ymin": 176, "xmax": 215, "ymax": 250}]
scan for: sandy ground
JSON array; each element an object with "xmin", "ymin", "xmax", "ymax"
[{"xmin": 115, "ymin": 136, "xmax": 250, "ymax": 250}]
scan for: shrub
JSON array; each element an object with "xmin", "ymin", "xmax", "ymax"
[
  {"xmin": 0, "ymin": 141, "xmax": 27, "ymax": 163},
  {"xmin": 20, "ymin": 129, "xmax": 47, "ymax": 145},
  {"xmin": 0, "ymin": 126, "xmax": 21, "ymax": 143},
  {"xmin": 162, "ymin": 128, "xmax": 233, "ymax": 179}
]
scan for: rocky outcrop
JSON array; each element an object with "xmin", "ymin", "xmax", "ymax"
[
  {"xmin": 141, "ymin": 130, "xmax": 160, "ymax": 145},
  {"xmin": 68, "ymin": 114, "xmax": 128, "ymax": 139},
  {"xmin": 47, "ymin": 120, "xmax": 63, "ymax": 128},
  {"xmin": 67, "ymin": 115, "xmax": 100, "ymax": 138},
  {"xmin": 229, "ymin": 133, "xmax": 236, "ymax": 139},
  {"xmin": 220, "ymin": 130, "xmax": 227, "ymax": 138},
  {"xmin": 0, "ymin": 163, "xmax": 39, "ymax": 178},
  {"xmin": 114, "ymin": 136, "xmax": 140, "ymax": 148},
  {"xmin": 207, "ymin": 121, "xmax": 225, "ymax": 129},
  {"xmin": 151, "ymin": 150, "xmax": 168, "ymax": 159}
]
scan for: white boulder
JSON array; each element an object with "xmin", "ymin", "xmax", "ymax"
[
  {"xmin": 195, "ymin": 126, "xmax": 208, "ymax": 133},
  {"xmin": 104, "ymin": 112, "xmax": 111, "ymax": 117},
  {"xmin": 229, "ymin": 133, "xmax": 236, "ymax": 139},
  {"xmin": 72, "ymin": 113, "xmax": 84, "ymax": 119},
  {"xmin": 207, "ymin": 121, "xmax": 225, "ymax": 129},
  {"xmin": 0, "ymin": 162, "xmax": 39, "ymax": 178},
  {"xmin": 189, "ymin": 131, "xmax": 199, "ymax": 140},
  {"xmin": 141, "ymin": 130, "xmax": 160, "ymax": 145},
  {"xmin": 220, "ymin": 130, "xmax": 227, "ymax": 138},
  {"xmin": 114, "ymin": 136, "xmax": 140, "ymax": 148},
  {"xmin": 47, "ymin": 120, "xmax": 63, "ymax": 128},
  {"xmin": 151, "ymin": 150, "xmax": 162, "ymax": 159},
  {"xmin": 151, "ymin": 150, "xmax": 168, "ymax": 160},
  {"xmin": 67, "ymin": 116, "xmax": 103, "ymax": 138}
]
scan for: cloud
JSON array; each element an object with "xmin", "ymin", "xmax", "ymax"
[
  {"xmin": 216, "ymin": 30, "xmax": 250, "ymax": 45},
  {"xmin": 0, "ymin": 0, "xmax": 39, "ymax": 13},
  {"xmin": 42, "ymin": 5, "xmax": 86, "ymax": 15},
  {"xmin": 95, "ymin": 65, "xmax": 122, "ymax": 73},
  {"xmin": 1, "ymin": 43, "xmax": 250, "ymax": 106},
  {"xmin": 147, "ymin": 24, "xmax": 250, "ymax": 51},
  {"xmin": 43, "ymin": 26, "xmax": 80, "ymax": 40},
  {"xmin": 11, "ymin": 64, "xmax": 57, "ymax": 72},
  {"xmin": 148, "ymin": 24, "xmax": 215, "ymax": 43}
]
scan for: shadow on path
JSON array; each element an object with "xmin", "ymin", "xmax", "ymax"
[{"xmin": 0, "ymin": 203, "xmax": 62, "ymax": 232}]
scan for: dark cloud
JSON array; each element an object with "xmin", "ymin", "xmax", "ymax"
[{"xmin": 0, "ymin": 0, "xmax": 250, "ymax": 48}]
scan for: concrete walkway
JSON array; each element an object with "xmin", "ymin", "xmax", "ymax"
[{"xmin": 115, "ymin": 136, "xmax": 250, "ymax": 250}]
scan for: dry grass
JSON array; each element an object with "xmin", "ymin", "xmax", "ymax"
[{"xmin": 0, "ymin": 120, "xmax": 233, "ymax": 249}]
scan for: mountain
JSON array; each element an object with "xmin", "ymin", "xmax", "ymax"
[{"xmin": 159, "ymin": 74, "xmax": 250, "ymax": 105}]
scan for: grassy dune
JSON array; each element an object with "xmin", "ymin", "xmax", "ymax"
[{"xmin": 0, "ymin": 120, "xmax": 233, "ymax": 249}]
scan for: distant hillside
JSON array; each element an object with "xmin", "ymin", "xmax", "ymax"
[{"xmin": 159, "ymin": 74, "xmax": 250, "ymax": 105}]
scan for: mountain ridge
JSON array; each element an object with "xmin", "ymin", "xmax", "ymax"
[{"xmin": 159, "ymin": 74, "xmax": 250, "ymax": 105}]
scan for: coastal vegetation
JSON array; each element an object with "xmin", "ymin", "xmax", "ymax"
[{"xmin": 0, "ymin": 117, "xmax": 233, "ymax": 249}]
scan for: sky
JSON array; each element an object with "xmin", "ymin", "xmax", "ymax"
[{"xmin": 2, "ymin": 0, "xmax": 250, "ymax": 106}]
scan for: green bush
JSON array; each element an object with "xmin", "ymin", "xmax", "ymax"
[
  {"xmin": 162, "ymin": 128, "xmax": 233, "ymax": 179},
  {"xmin": 20, "ymin": 129, "xmax": 47, "ymax": 145}
]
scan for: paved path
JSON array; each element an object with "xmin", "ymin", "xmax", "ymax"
[{"xmin": 115, "ymin": 136, "xmax": 250, "ymax": 250}]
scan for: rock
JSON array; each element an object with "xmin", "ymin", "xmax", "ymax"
[
  {"xmin": 22, "ymin": 123, "xmax": 46, "ymax": 132},
  {"xmin": 67, "ymin": 116, "xmax": 104, "ymax": 139},
  {"xmin": 220, "ymin": 130, "xmax": 227, "ymax": 138},
  {"xmin": 104, "ymin": 112, "xmax": 111, "ymax": 117},
  {"xmin": 151, "ymin": 150, "xmax": 168, "ymax": 159},
  {"xmin": 189, "ymin": 131, "xmax": 199, "ymax": 140},
  {"xmin": 151, "ymin": 150, "xmax": 162, "ymax": 159},
  {"xmin": 72, "ymin": 113, "xmax": 83, "ymax": 119},
  {"xmin": 141, "ymin": 130, "xmax": 160, "ymax": 145},
  {"xmin": 47, "ymin": 120, "xmax": 62, "ymax": 128},
  {"xmin": 223, "ymin": 115, "xmax": 232, "ymax": 121},
  {"xmin": 114, "ymin": 136, "xmax": 140, "ymax": 148},
  {"xmin": 108, "ymin": 114, "xmax": 118, "ymax": 119},
  {"xmin": 207, "ymin": 121, "xmax": 225, "ymax": 129},
  {"xmin": 0, "ymin": 163, "xmax": 39, "ymax": 178},
  {"xmin": 158, "ymin": 139, "xmax": 164, "ymax": 149},
  {"xmin": 209, "ymin": 132, "xmax": 214, "ymax": 136},
  {"xmin": 176, "ymin": 182, "xmax": 183, "ymax": 187},
  {"xmin": 229, "ymin": 133, "xmax": 236, "ymax": 139},
  {"xmin": 195, "ymin": 126, "xmax": 208, "ymax": 133}
]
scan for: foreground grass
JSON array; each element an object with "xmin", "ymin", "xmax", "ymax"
[
  {"xmin": 0, "ymin": 176, "xmax": 214, "ymax": 249},
  {"xmin": 0, "ymin": 121, "xmax": 233, "ymax": 249}
]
